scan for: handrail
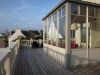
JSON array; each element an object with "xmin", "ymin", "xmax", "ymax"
[
  {"xmin": 0, "ymin": 39, "xmax": 42, "ymax": 75},
  {"xmin": 0, "ymin": 39, "xmax": 20, "ymax": 75}
]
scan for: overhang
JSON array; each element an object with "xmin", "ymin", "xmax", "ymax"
[{"xmin": 42, "ymin": 0, "xmax": 100, "ymax": 20}]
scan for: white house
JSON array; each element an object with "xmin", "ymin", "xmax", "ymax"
[{"xmin": 9, "ymin": 29, "xmax": 26, "ymax": 46}]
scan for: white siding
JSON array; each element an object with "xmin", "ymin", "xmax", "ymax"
[{"xmin": 82, "ymin": 0, "xmax": 100, "ymax": 4}]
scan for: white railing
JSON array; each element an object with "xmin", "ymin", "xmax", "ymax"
[
  {"xmin": 0, "ymin": 39, "xmax": 20, "ymax": 75},
  {"xmin": 43, "ymin": 44, "xmax": 65, "ymax": 67},
  {"xmin": 21, "ymin": 39, "xmax": 43, "ymax": 48}
]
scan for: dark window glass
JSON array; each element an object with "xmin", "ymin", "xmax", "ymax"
[
  {"xmin": 59, "ymin": 9, "xmax": 62, "ymax": 18},
  {"xmin": 81, "ymin": 25, "xmax": 86, "ymax": 42},
  {"xmin": 55, "ymin": 12, "xmax": 57, "ymax": 20},
  {"xmin": 58, "ymin": 16, "xmax": 65, "ymax": 48},
  {"xmin": 62, "ymin": 6, "xmax": 65, "ymax": 16},
  {"xmin": 80, "ymin": 5, "xmax": 86, "ymax": 16},
  {"xmin": 71, "ymin": 30, "xmax": 75, "ymax": 38},
  {"xmin": 95, "ymin": 7, "xmax": 100, "ymax": 17},
  {"xmin": 71, "ymin": 3, "xmax": 78, "ymax": 14},
  {"xmin": 89, "ymin": 6, "xmax": 94, "ymax": 17},
  {"xmin": 53, "ymin": 12, "xmax": 57, "ymax": 21},
  {"xmin": 59, "ymin": 17, "xmax": 65, "ymax": 37}
]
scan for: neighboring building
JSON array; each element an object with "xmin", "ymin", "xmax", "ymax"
[
  {"xmin": 43, "ymin": 0, "xmax": 100, "ymax": 68},
  {"xmin": 0, "ymin": 37, "xmax": 5, "ymax": 48},
  {"xmin": 9, "ymin": 29, "xmax": 26, "ymax": 46}
]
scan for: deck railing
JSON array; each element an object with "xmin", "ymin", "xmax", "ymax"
[
  {"xmin": 0, "ymin": 39, "xmax": 20, "ymax": 75},
  {"xmin": 0, "ymin": 39, "xmax": 43, "ymax": 75},
  {"xmin": 20, "ymin": 39, "xmax": 43, "ymax": 48}
]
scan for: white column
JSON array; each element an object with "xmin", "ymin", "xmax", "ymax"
[
  {"xmin": 86, "ymin": 6, "xmax": 89, "ymax": 63},
  {"xmin": 65, "ymin": 2, "xmax": 71, "ymax": 69}
]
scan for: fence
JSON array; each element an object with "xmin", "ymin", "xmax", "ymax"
[{"xmin": 0, "ymin": 39, "xmax": 20, "ymax": 75}]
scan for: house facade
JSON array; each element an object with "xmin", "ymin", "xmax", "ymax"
[{"xmin": 43, "ymin": 0, "xmax": 100, "ymax": 68}]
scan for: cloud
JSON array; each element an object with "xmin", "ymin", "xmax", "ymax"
[{"xmin": 0, "ymin": 0, "xmax": 61, "ymax": 32}]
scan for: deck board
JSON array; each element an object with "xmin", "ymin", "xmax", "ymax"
[
  {"xmin": 12, "ymin": 48, "xmax": 100, "ymax": 75},
  {"xmin": 12, "ymin": 48, "xmax": 71, "ymax": 75}
]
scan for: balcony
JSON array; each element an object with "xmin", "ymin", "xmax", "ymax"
[{"xmin": 1, "ymin": 39, "xmax": 100, "ymax": 75}]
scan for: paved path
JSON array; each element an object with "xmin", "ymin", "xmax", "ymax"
[{"xmin": 12, "ymin": 48, "xmax": 100, "ymax": 75}]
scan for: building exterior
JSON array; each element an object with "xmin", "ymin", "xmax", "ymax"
[
  {"xmin": 43, "ymin": 0, "xmax": 100, "ymax": 68},
  {"xmin": 0, "ymin": 37, "xmax": 6, "ymax": 48},
  {"xmin": 9, "ymin": 29, "xmax": 26, "ymax": 46}
]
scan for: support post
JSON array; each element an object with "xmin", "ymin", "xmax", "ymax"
[
  {"xmin": 86, "ymin": 6, "xmax": 89, "ymax": 63},
  {"xmin": 65, "ymin": 2, "xmax": 71, "ymax": 69}
]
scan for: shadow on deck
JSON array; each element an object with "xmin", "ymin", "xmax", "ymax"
[{"xmin": 12, "ymin": 48, "xmax": 100, "ymax": 75}]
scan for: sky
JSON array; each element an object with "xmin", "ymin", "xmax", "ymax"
[{"xmin": 0, "ymin": 0, "xmax": 61, "ymax": 33}]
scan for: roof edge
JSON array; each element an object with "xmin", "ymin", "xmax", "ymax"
[{"xmin": 42, "ymin": 0, "xmax": 100, "ymax": 20}]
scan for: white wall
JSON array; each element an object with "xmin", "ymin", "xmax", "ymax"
[{"xmin": 82, "ymin": 0, "xmax": 100, "ymax": 4}]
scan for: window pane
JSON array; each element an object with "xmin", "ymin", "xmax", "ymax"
[
  {"xmin": 89, "ymin": 6, "xmax": 94, "ymax": 17},
  {"xmin": 55, "ymin": 12, "xmax": 57, "ymax": 20},
  {"xmin": 71, "ymin": 3, "xmax": 78, "ymax": 14},
  {"xmin": 81, "ymin": 24, "xmax": 86, "ymax": 42},
  {"xmin": 80, "ymin": 5, "xmax": 86, "ymax": 16},
  {"xmin": 62, "ymin": 6, "xmax": 65, "ymax": 16},
  {"xmin": 71, "ymin": 30, "xmax": 75, "ymax": 38},
  {"xmin": 58, "ymin": 16, "xmax": 65, "ymax": 48},
  {"xmin": 59, "ymin": 9, "xmax": 62, "ymax": 18},
  {"xmin": 59, "ymin": 17, "xmax": 65, "ymax": 36},
  {"xmin": 53, "ymin": 12, "xmax": 57, "ymax": 21},
  {"xmin": 48, "ymin": 23, "xmax": 52, "ymax": 44},
  {"xmin": 95, "ymin": 7, "xmax": 100, "ymax": 18}
]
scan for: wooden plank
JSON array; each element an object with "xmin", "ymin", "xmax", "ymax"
[{"xmin": 12, "ymin": 48, "xmax": 100, "ymax": 75}]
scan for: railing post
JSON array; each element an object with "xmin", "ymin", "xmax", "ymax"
[{"xmin": 4, "ymin": 54, "xmax": 11, "ymax": 75}]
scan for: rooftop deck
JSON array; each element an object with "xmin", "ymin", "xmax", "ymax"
[
  {"xmin": 12, "ymin": 47, "xmax": 100, "ymax": 75},
  {"xmin": 12, "ymin": 48, "xmax": 71, "ymax": 75}
]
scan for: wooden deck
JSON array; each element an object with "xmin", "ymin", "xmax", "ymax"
[{"xmin": 12, "ymin": 48, "xmax": 100, "ymax": 75}]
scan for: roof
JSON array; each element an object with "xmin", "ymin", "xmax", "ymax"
[
  {"xmin": 0, "ymin": 34, "xmax": 3, "ymax": 37},
  {"xmin": 42, "ymin": 0, "xmax": 100, "ymax": 20},
  {"xmin": 9, "ymin": 29, "xmax": 26, "ymax": 42}
]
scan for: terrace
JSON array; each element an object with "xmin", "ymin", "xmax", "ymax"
[
  {"xmin": 0, "ymin": 0, "xmax": 100, "ymax": 75},
  {"xmin": 0, "ymin": 38, "xmax": 100, "ymax": 75}
]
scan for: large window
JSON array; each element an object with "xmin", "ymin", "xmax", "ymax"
[
  {"xmin": 58, "ymin": 6, "xmax": 66, "ymax": 48},
  {"xmin": 89, "ymin": 6, "xmax": 95, "ymax": 17},
  {"xmin": 71, "ymin": 3, "xmax": 100, "ymax": 48},
  {"xmin": 81, "ymin": 24, "xmax": 86, "ymax": 42},
  {"xmin": 52, "ymin": 12, "xmax": 58, "ymax": 46},
  {"xmin": 71, "ymin": 30, "xmax": 75, "ymax": 39},
  {"xmin": 71, "ymin": 3, "xmax": 78, "ymax": 15},
  {"xmin": 44, "ymin": 19, "xmax": 47, "ymax": 43},
  {"xmin": 62, "ymin": 6, "xmax": 65, "ymax": 16},
  {"xmin": 47, "ymin": 16, "xmax": 52, "ymax": 44},
  {"xmin": 80, "ymin": 5, "xmax": 86, "ymax": 16},
  {"xmin": 95, "ymin": 7, "xmax": 100, "ymax": 18}
]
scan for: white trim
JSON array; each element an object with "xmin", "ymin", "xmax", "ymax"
[{"xmin": 86, "ymin": 6, "xmax": 89, "ymax": 63}]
